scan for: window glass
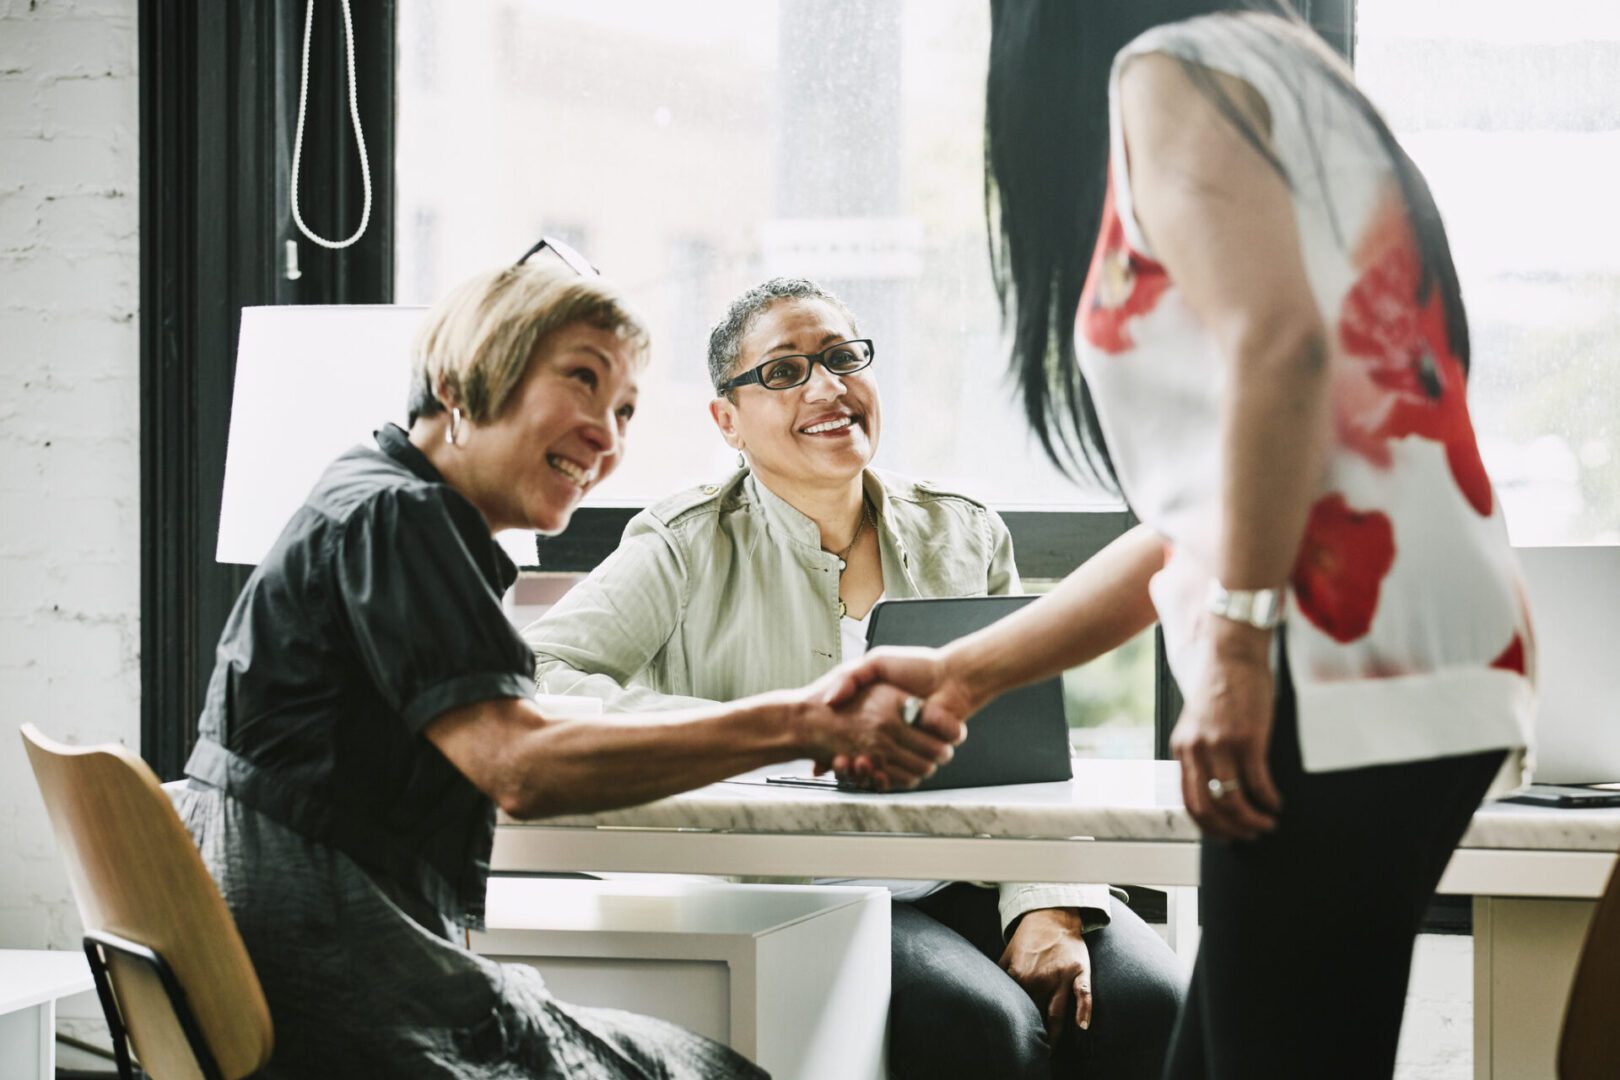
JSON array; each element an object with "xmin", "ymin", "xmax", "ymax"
[
  {"xmin": 1064, "ymin": 628, "xmax": 1157, "ymax": 759},
  {"xmin": 1358, "ymin": 0, "xmax": 1620, "ymax": 543},
  {"xmin": 1019, "ymin": 580, "xmax": 1157, "ymax": 758},
  {"xmin": 396, "ymin": 0, "xmax": 1118, "ymax": 510}
]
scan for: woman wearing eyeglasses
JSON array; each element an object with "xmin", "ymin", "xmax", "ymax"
[
  {"xmin": 170, "ymin": 262, "xmax": 960, "ymax": 1079},
  {"xmin": 525, "ymin": 277, "xmax": 1184, "ymax": 1080}
]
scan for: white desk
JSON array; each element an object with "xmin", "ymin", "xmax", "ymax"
[
  {"xmin": 0, "ymin": 950, "xmax": 94, "ymax": 1080},
  {"xmin": 494, "ymin": 760, "xmax": 1618, "ymax": 897},
  {"xmin": 494, "ymin": 760, "xmax": 1620, "ymax": 1079}
]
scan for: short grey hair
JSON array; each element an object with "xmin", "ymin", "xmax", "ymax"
[{"xmin": 706, "ymin": 277, "xmax": 858, "ymax": 393}]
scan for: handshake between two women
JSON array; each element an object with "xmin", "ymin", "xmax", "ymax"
[{"xmin": 812, "ymin": 646, "xmax": 967, "ymax": 791}]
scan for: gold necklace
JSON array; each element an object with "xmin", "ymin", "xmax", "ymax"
[{"xmin": 830, "ymin": 499, "xmax": 873, "ymax": 618}]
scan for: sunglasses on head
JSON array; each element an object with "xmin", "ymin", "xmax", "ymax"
[{"xmin": 513, "ymin": 235, "xmax": 600, "ymax": 277}]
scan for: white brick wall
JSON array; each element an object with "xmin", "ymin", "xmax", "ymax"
[{"xmin": 0, "ymin": 0, "xmax": 141, "ymax": 954}]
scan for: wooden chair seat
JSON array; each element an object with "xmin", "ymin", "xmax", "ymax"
[{"xmin": 21, "ymin": 724, "xmax": 273, "ymax": 1080}]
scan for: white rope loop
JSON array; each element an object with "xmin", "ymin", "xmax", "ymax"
[{"xmin": 290, "ymin": 0, "xmax": 372, "ymax": 250}]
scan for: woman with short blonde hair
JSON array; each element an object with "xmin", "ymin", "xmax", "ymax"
[{"xmin": 173, "ymin": 256, "xmax": 955, "ymax": 1078}]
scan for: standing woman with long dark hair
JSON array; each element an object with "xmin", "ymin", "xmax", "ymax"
[{"xmin": 837, "ymin": 2, "xmax": 1535, "ymax": 1075}]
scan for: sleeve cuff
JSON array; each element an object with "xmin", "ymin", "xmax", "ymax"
[
  {"xmin": 402, "ymin": 671, "xmax": 537, "ymax": 732},
  {"xmin": 997, "ymin": 882, "xmax": 1118, "ymax": 937}
]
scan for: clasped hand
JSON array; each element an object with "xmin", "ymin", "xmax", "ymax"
[{"xmin": 813, "ymin": 647, "xmax": 973, "ymax": 790}]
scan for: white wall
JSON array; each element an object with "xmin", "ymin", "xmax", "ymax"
[{"xmin": 0, "ymin": 0, "xmax": 141, "ymax": 950}]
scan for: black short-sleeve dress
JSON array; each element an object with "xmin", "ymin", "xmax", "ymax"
[{"xmin": 174, "ymin": 424, "xmax": 762, "ymax": 1079}]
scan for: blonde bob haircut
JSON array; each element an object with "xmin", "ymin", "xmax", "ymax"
[{"xmin": 407, "ymin": 264, "xmax": 650, "ymax": 426}]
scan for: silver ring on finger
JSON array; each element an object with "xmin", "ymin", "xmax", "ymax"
[
  {"xmin": 901, "ymin": 695, "xmax": 924, "ymax": 727},
  {"xmin": 1207, "ymin": 777, "xmax": 1242, "ymax": 801}
]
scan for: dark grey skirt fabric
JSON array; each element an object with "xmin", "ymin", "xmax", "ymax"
[{"xmin": 172, "ymin": 785, "xmax": 766, "ymax": 1079}]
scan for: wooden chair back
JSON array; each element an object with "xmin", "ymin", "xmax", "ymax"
[
  {"xmin": 1560, "ymin": 852, "xmax": 1620, "ymax": 1078},
  {"xmin": 21, "ymin": 724, "xmax": 273, "ymax": 1080}
]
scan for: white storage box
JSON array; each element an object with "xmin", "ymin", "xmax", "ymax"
[{"xmin": 471, "ymin": 877, "xmax": 890, "ymax": 1079}]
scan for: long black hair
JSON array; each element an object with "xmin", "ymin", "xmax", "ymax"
[{"xmin": 986, "ymin": 0, "xmax": 1470, "ymax": 488}]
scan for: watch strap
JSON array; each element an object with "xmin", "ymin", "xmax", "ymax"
[{"xmin": 1207, "ymin": 580, "xmax": 1285, "ymax": 630}]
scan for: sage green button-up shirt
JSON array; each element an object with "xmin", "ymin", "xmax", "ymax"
[{"xmin": 524, "ymin": 467, "xmax": 1118, "ymax": 932}]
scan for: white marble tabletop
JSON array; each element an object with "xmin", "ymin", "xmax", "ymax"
[{"xmin": 507, "ymin": 759, "xmax": 1620, "ymax": 854}]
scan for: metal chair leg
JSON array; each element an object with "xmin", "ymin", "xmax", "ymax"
[{"xmin": 83, "ymin": 931, "xmax": 226, "ymax": 1080}]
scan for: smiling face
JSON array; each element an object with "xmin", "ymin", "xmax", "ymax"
[
  {"xmin": 458, "ymin": 320, "xmax": 639, "ymax": 535},
  {"xmin": 709, "ymin": 298, "xmax": 880, "ymax": 494}
]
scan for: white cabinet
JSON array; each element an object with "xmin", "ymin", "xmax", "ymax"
[{"xmin": 471, "ymin": 877, "xmax": 890, "ymax": 1080}]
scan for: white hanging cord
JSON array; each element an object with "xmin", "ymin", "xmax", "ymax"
[{"xmin": 290, "ymin": 0, "xmax": 372, "ymax": 250}]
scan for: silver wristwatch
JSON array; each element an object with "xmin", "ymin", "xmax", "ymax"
[{"xmin": 1206, "ymin": 580, "xmax": 1286, "ymax": 630}]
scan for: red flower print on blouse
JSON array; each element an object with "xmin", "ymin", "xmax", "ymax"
[
  {"xmin": 1079, "ymin": 176, "xmax": 1171, "ymax": 355},
  {"xmin": 1291, "ymin": 493, "xmax": 1397, "ymax": 644},
  {"xmin": 1499, "ymin": 572, "xmax": 1536, "ymax": 680},
  {"xmin": 1336, "ymin": 189, "xmax": 1493, "ymax": 516},
  {"xmin": 1489, "ymin": 634, "xmax": 1526, "ymax": 675}
]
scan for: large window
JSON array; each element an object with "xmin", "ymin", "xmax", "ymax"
[
  {"xmin": 396, "ymin": 0, "xmax": 1117, "ymax": 510},
  {"xmin": 397, "ymin": 0, "xmax": 1159, "ymax": 750},
  {"xmin": 1358, "ymin": 0, "xmax": 1620, "ymax": 544}
]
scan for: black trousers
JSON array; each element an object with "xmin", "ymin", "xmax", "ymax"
[
  {"xmin": 1163, "ymin": 652, "xmax": 1506, "ymax": 1079},
  {"xmin": 888, "ymin": 885, "xmax": 1185, "ymax": 1079}
]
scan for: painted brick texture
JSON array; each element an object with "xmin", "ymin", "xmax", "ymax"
[{"xmin": 0, "ymin": 0, "xmax": 141, "ymax": 958}]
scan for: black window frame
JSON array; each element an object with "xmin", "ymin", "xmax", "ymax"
[{"xmin": 139, "ymin": 0, "xmax": 397, "ymax": 780}]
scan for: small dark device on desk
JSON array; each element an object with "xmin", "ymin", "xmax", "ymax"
[
  {"xmin": 1503, "ymin": 784, "xmax": 1620, "ymax": 809},
  {"xmin": 765, "ymin": 595, "xmax": 1074, "ymax": 793}
]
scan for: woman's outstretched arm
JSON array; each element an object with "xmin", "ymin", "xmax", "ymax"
[
  {"xmin": 830, "ymin": 523, "xmax": 1165, "ymax": 737},
  {"xmin": 423, "ymin": 668, "xmax": 962, "ymax": 819}
]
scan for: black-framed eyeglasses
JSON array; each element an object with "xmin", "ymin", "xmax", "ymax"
[
  {"xmin": 514, "ymin": 234, "xmax": 600, "ymax": 276},
  {"xmin": 717, "ymin": 339, "xmax": 875, "ymax": 394}
]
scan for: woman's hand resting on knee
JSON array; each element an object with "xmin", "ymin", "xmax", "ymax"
[{"xmin": 1000, "ymin": 907, "xmax": 1094, "ymax": 1047}]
